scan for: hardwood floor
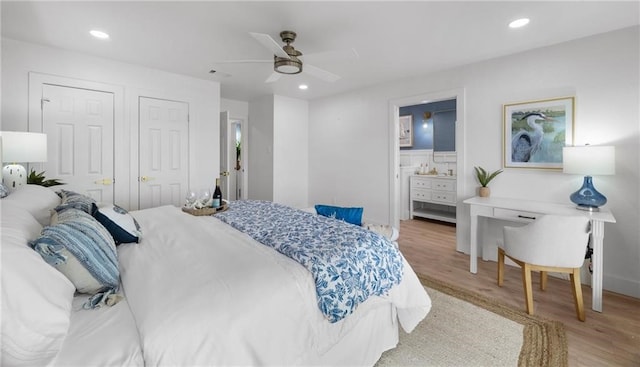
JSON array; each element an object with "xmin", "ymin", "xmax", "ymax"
[{"xmin": 399, "ymin": 218, "xmax": 640, "ymax": 366}]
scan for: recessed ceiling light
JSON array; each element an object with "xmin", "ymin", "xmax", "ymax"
[
  {"xmin": 298, "ymin": 84, "xmax": 308, "ymax": 90},
  {"xmin": 90, "ymin": 30, "xmax": 110, "ymax": 40},
  {"xmin": 509, "ymin": 18, "xmax": 530, "ymax": 29}
]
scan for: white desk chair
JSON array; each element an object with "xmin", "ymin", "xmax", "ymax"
[{"xmin": 497, "ymin": 214, "xmax": 591, "ymax": 321}]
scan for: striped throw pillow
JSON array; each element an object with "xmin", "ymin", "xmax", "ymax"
[
  {"xmin": 55, "ymin": 189, "xmax": 96, "ymax": 214},
  {"xmin": 30, "ymin": 208, "xmax": 120, "ymax": 308}
]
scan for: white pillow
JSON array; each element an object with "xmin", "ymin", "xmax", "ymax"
[
  {"xmin": 1, "ymin": 201, "xmax": 75, "ymax": 366},
  {"xmin": 0, "ymin": 201, "xmax": 42, "ymax": 238},
  {"xmin": 363, "ymin": 223, "xmax": 400, "ymax": 242},
  {"xmin": 2, "ymin": 184, "xmax": 61, "ymax": 226}
]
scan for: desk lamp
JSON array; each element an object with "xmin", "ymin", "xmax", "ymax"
[
  {"xmin": 562, "ymin": 145, "xmax": 615, "ymax": 212},
  {"xmin": 0, "ymin": 131, "xmax": 47, "ymax": 191}
]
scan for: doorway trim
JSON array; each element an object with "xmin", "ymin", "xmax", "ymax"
[
  {"xmin": 388, "ymin": 88, "xmax": 466, "ymax": 249},
  {"xmin": 230, "ymin": 117, "xmax": 247, "ymax": 200}
]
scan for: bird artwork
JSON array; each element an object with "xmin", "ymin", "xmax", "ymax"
[{"xmin": 511, "ymin": 112, "xmax": 553, "ymax": 162}]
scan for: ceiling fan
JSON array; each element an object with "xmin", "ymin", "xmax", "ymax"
[{"xmin": 212, "ymin": 30, "xmax": 358, "ymax": 83}]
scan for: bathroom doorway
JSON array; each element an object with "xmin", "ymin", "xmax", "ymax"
[
  {"xmin": 220, "ymin": 111, "xmax": 247, "ymax": 201},
  {"xmin": 388, "ymin": 88, "xmax": 465, "ymax": 252},
  {"xmin": 398, "ymin": 99, "xmax": 457, "ymax": 222},
  {"xmin": 229, "ymin": 118, "xmax": 245, "ymax": 200}
]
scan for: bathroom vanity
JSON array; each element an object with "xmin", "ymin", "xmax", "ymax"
[{"xmin": 409, "ymin": 175, "xmax": 456, "ymax": 223}]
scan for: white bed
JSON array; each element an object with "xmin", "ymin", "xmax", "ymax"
[{"xmin": 1, "ymin": 185, "xmax": 431, "ymax": 366}]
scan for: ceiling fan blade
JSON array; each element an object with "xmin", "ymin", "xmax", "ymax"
[
  {"xmin": 265, "ymin": 72, "xmax": 282, "ymax": 83},
  {"xmin": 304, "ymin": 48, "xmax": 359, "ymax": 63},
  {"xmin": 250, "ymin": 32, "xmax": 290, "ymax": 59},
  {"xmin": 304, "ymin": 64, "xmax": 341, "ymax": 82},
  {"xmin": 211, "ymin": 59, "xmax": 271, "ymax": 64}
]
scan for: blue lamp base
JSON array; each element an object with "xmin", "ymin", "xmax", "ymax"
[{"xmin": 570, "ymin": 176, "xmax": 607, "ymax": 212}]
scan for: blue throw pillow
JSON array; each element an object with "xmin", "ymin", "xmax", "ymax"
[
  {"xmin": 92, "ymin": 203, "xmax": 142, "ymax": 245},
  {"xmin": 315, "ymin": 204, "xmax": 363, "ymax": 226}
]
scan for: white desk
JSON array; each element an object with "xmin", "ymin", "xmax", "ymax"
[{"xmin": 463, "ymin": 196, "xmax": 616, "ymax": 312}]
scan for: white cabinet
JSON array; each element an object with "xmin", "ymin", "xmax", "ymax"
[
  {"xmin": 410, "ymin": 175, "xmax": 456, "ymax": 223},
  {"xmin": 400, "ymin": 166, "xmax": 418, "ymax": 220}
]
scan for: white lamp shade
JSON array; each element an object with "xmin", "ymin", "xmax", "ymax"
[
  {"xmin": 563, "ymin": 145, "xmax": 615, "ymax": 175},
  {"xmin": 0, "ymin": 131, "xmax": 47, "ymax": 163}
]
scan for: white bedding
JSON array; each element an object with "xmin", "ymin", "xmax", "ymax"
[
  {"xmin": 2, "ymin": 193, "xmax": 430, "ymax": 367},
  {"xmin": 117, "ymin": 205, "xmax": 431, "ymax": 366},
  {"xmin": 52, "ymin": 294, "xmax": 143, "ymax": 366}
]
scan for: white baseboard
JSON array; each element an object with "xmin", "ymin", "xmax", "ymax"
[
  {"xmin": 603, "ymin": 274, "xmax": 640, "ymax": 299},
  {"xmin": 482, "ymin": 253, "xmax": 639, "ymax": 299}
]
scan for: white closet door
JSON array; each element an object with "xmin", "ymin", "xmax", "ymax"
[
  {"xmin": 42, "ymin": 84, "xmax": 115, "ymax": 202},
  {"xmin": 138, "ymin": 97, "xmax": 189, "ymax": 209}
]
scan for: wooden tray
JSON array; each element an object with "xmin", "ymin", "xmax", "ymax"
[{"xmin": 182, "ymin": 203, "xmax": 228, "ymax": 216}]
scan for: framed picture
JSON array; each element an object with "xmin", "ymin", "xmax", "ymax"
[
  {"xmin": 399, "ymin": 115, "xmax": 413, "ymax": 147},
  {"xmin": 503, "ymin": 96, "xmax": 574, "ymax": 169}
]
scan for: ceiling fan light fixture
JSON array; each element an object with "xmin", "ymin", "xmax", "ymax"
[{"xmin": 274, "ymin": 57, "xmax": 302, "ymax": 74}]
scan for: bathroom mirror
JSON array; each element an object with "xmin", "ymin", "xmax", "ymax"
[{"xmin": 433, "ymin": 109, "xmax": 456, "ymax": 152}]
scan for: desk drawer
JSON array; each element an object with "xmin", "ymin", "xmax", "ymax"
[
  {"xmin": 411, "ymin": 177, "xmax": 431, "ymax": 189},
  {"xmin": 431, "ymin": 191, "xmax": 456, "ymax": 204},
  {"xmin": 493, "ymin": 208, "xmax": 540, "ymax": 222},
  {"xmin": 411, "ymin": 188, "xmax": 431, "ymax": 201},
  {"xmin": 432, "ymin": 179, "xmax": 454, "ymax": 192}
]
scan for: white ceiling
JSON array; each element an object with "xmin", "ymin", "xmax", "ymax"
[{"xmin": 2, "ymin": 1, "xmax": 638, "ymax": 101}]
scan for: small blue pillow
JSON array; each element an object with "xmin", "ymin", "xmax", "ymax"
[
  {"xmin": 92, "ymin": 203, "xmax": 142, "ymax": 245},
  {"xmin": 315, "ymin": 204, "xmax": 363, "ymax": 226}
]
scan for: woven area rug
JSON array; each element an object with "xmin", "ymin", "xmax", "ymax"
[{"xmin": 375, "ymin": 274, "xmax": 568, "ymax": 367}]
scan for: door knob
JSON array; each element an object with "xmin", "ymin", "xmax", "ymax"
[
  {"xmin": 140, "ymin": 176, "xmax": 155, "ymax": 182},
  {"xmin": 94, "ymin": 178, "xmax": 113, "ymax": 185},
  {"xmin": 220, "ymin": 171, "xmax": 230, "ymax": 177}
]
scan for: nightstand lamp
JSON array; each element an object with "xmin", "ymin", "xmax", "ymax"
[
  {"xmin": 562, "ymin": 145, "xmax": 615, "ymax": 212},
  {"xmin": 0, "ymin": 131, "xmax": 47, "ymax": 191}
]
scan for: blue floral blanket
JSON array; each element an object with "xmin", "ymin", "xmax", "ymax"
[{"xmin": 214, "ymin": 200, "xmax": 404, "ymax": 323}]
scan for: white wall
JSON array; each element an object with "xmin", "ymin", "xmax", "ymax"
[
  {"xmin": 309, "ymin": 94, "xmax": 390, "ymax": 218},
  {"xmin": 273, "ymin": 95, "xmax": 308, "ymax": 208},
  {"xmin": 1, "ymin": 38, "xmax": 220, "ymax": 209},
  {"xmin": 221, "ymin": 98, "xmax": 249, "ymax": 121},
  {"xmin": 247, "ymin": 95, "xmax": 274, "ymax": 201},
  {"xmin": 247, "ymin": 95, "xmax": 309, "ymax": 208},
  {"xmin": 309, "ymin": 27, "xmax": 640, "ymax": 298}
]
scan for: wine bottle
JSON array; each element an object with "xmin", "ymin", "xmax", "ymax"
[{"xmin": 212, "ymin": 178, "xmax": 222, "ymax": 208}]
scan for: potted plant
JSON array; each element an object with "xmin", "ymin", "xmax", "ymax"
[
  {"xmin": 235, "ymin": 141, "xmax": 241, "ymax": 171},
  {"xmin": 27, "ymin": 169, "xmax": 64, "ymax": 187},
  {"xmin": 474, "ymin": 166, "xmax": 502, "ymax": 197}
]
